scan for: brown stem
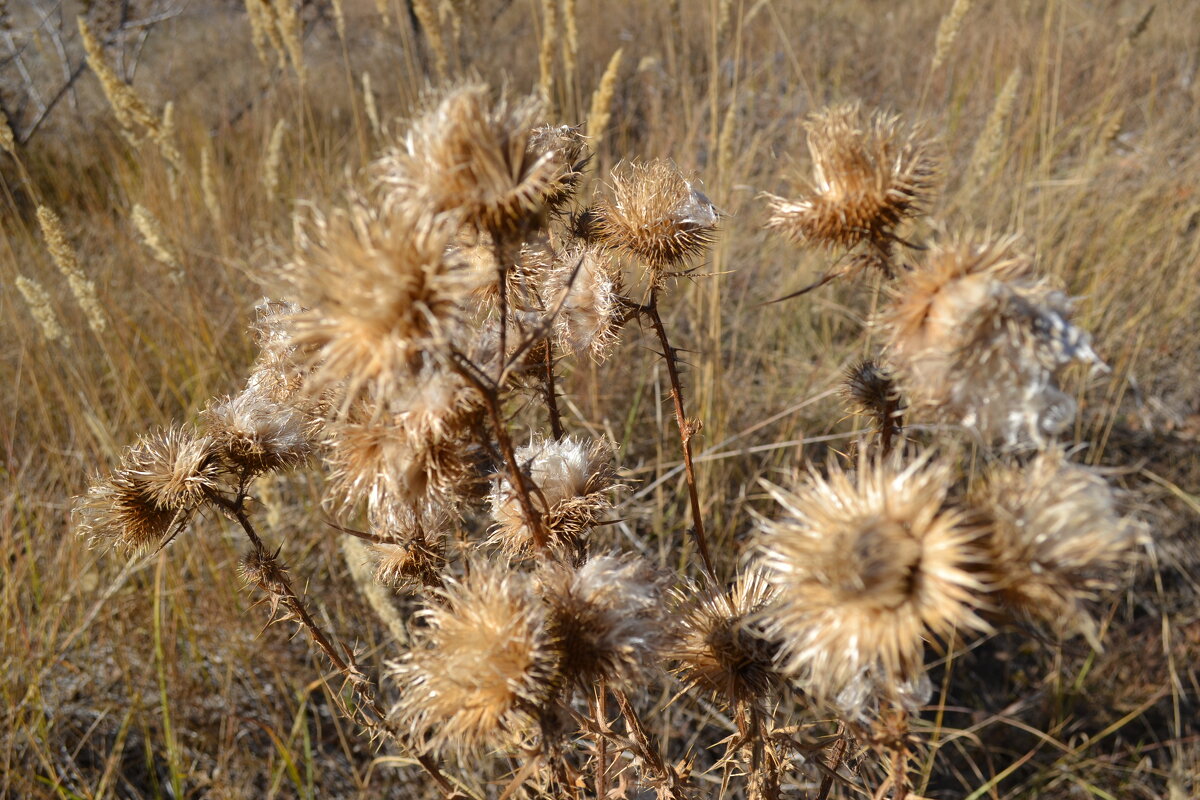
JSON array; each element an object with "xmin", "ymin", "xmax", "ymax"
[
  {"xmin": 593, "ymin": 688, "xmax": 609, "ymax": 800},
  {"xmin": 816, "ymin": 722, "xmax": 847, "ymax": 800},
  {"xmin": 543, "ymin": 340, "xmax": 566, "ymax": 439},
  {"xmin": 642, "ymin": 294, "xmax": 717, "ymax": 584},
  {"xmin": 880, "ymin": 395, "xmax": 903, "ymax": 457},
  {"xmin": 208, "ymin": 492, "xmax": 462, "ymax": 798},
  {"xmin": 614, "ymin": 689, "xmax": 690, "ymax": 800},
  {"xmin": 448, "ymin": 355, "xmax": 550, "ymax": 551}
]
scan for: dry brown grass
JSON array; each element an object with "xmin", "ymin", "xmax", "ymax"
[{"xmin": 2, "ymin": 1, "xmax": 1198, "ymax": 797}]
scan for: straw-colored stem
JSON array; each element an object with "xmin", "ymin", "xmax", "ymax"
[{"xmin": 643, "ymin": 292, "xmax": 717, "ymax": 584}]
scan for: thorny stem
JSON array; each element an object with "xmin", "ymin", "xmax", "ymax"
[
  {"xmin": 543, "ymin": 341, "xmax": 566, "ymax": 439},
  {"xmin": 816, "ymin": 722, "xmax": 848, "ymax": 800},
  {"xmin": 642, "ymin": 292, "xmax": 718, "ymax": 585},
  {"xmin": 447, "ymin": 353, "xmax": 551, "ymax": 551},
  {"xmin": 494, "ymin": 236, "xmax": 509, "ymax": 383},
  {"xmin": 614, "ymin": 689, "xmax": 690, "ymax": 800},
  {"xmin": 592, "ymin": 688, "xmax": 609, "ymax": 799},
  {"xmin": 207, "ymin": 490, "xmax": 463, "ymax": 798}
]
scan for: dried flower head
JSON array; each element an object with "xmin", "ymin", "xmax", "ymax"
[
  {"xmin": 368, "ymin": 494, "xmax": 452, "ymax": 588},
  {"xmin": 239, "ymin": 545, "xmax": 290, "ymax": 597},
  {"xmin": 489, "ymin": 436, "xmax": 618, "ymax": 555},
  {"xmin": 526, "ymin": 124, "xmax": 590, "ymax": 211},
  {"xmin": 202, "ymin": 389, "xmax": 313, "ymax": 476},
  {"xmin": 375, "ymin": 84, "xmax": 555, "ymax": 235},
  {"xmin": 283, "ymin": 199, "xmax": 471, "ymax": 408},
  {"xmin": 978, "ymin": 449, "xmax": 1142, "ymax": 643},
  {"xmin": 882, "ymin": 234, "xmax": 1102, "ymax": 448},
  {"xmin": 594, "ymin": 159, "xmax": 719, "ymax": 279},
  {"xmin": 388, "ymin": 565, "xmax": 558, "ymax": 755},
  {"xmin": 76, "ymin": 427, "xmax": 219, "ymax": 551},
  {"xmin": 841, "ymin": 359, "xmax": 901, "ymax": 421},
  {"xmin": 539, "ymin": 554, "xmax": 670, "ymax": 690},
  {"xmin": 545, "ymin": 243, "xmax": 625, "ymax": 361},
  {"xmin": 673, "ymin": 570, "xmax": 787, "ymax": 707},
  {"xmin": 763, "ymin": 104, "xmax": 939, "ymax": 276},
  {"xmin": 753, "ymin": 455, "xmax": 987, "ymax": 708}
]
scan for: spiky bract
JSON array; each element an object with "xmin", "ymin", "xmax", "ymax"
[
  {"xmin": 76, "ymin": 427, "xmax": 219, "ymax": 551},
  {"xmin": 526, "ymin": 123, "xmax": 589, "ymax": 211},
  {"xmin": 753, "ymin": 455, "xmax": 986, "ymax": 708},
  {"xmin": 673, "ymin": 570, "xmax": 786, "ymax": 707},
  {"xmin": 388, "ymin": 565, "xmax": 558, "ymax": 755},
  {"xmin": 594, "ymin": 159, "xmax": 719, "ymax": 277},
  {"xmin": 375, "ymin": 84, "xmax": 556, "ymax": 235},
  {"xmin": 489, "ymin": 436, "xmax": 617, "ymax": 555},
  {"xmin": 979, "ymin": 449, "xmax": 1142, "ymax": 642},
  {"xmin": 882, "ymin": 234, "xmax": 1102, "ymax": 448},
  {"xmin": 538, "ymin": 554, "xmax": 670, "ymax": 690},
  {"xmin": 763, "ymin": 104, "xmax": 939, "ymax": 275}
]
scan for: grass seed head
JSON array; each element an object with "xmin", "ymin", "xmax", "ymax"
[
  {"xmin": 753, "ymin": 454, "xmax": 987, "ymax": 709},
  {"xmin": 594, "ymin": 159, "xmax": 719, "ymax": 279},
  {"xmin": 388, "ymin": 564, "xmax": 557, "ymax": 756}
]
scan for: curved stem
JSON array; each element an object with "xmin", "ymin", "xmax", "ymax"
[{"xmin": 642, "ymin": 293, "xmax": 718, "ymax": 584}]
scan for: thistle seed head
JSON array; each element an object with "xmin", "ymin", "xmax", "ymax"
[
  {"xmin": 76, "ymin": 427, "xmax": 219, "ymax": 552},
  {"xmin": 375, "ymin": 84, "xmax": 556, "ymax": 235},
  {"xmin": 672, "ymin": 569, "xmax": 787, "ymax": 707},
  {"xmin": 841, "ymin": 359, "xmax": 901, "ymax": 421},
  {"xmin": 489, "ymin": 436, "xmax": 618, "ymax": 556},
  {"xmin": 202, "ymin": 389, "xmax": 313, "ymax": 476},
  {"xmin": 388, "ymin": 564, "xmax": 558, "ymax": 755},
  {"xmin": 883, "ymin": 234, "xmax": 1103, "ymax": 448},
  {"xmin": 526, "ymin": 123, "xmax": 590, "ymax": 212},
  {"xmin": 763, "ymin": 103, "xmax": 940, "ymax": 273},
  {"xmin": 978, "ymin": 449, "xmax": 1143, "ymax": 643},
  {"xmin": 538, "ymin": 554, "xmax": 671, "ymax": 690},
  {"xmin": 753, "ymin": 454, "xmax": 987, "ymax": 709},
  {"xmin": 283, "ymin": 199, "xmax": 471, "ymax": 409},
  {"xmin": 546, "ymin": 243, "xmax": 625, "ymax": 361},
  {"xmin": 594, "ymin": 159, "xmax": 719, "ymax": 279}
]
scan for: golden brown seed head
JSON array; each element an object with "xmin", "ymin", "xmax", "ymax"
[
  {"xmin": 538, "ymin": 554, "xmax": 671, "ymax": 690},
  {"xmin": 763, "ymin": 104, "xmax": 940, "ymax": 274},
  {"xmin": 239, "ymin": 546, "xmax": 290, "ymax": 596},
  {"xmin": 489, "ymin": 436, "xmax": 618, "ymax": 556},
  {"xmin": 526, "ymin": 123, "xmax": 590, "ymax": 212},
  {"xmin": 841, "ymin": 359, "xmax": 900, "ymax": 421},
  {"xmin": 375, "ymin": 84, "xmax": 555, "ymax": 235},
  {"xmin": 283, "ymin": 199, "xmax": 471, "ymax": 408},
  {"xmin": 978, "ymin": 449, "xmax": 1142, "ymax": 643},
  {"xmin": 76, "ymin": 427, "xmax": 219, "ymax": 552},
  {"xmin": 546, "ymin": 243, "xmax": 624, "ymax": 361},
  {"xmin": 388, "ymin": 564, "xmax": 557, "ymax": 756},
  {"xmin": 753, "ymin": 454, "xmax": 987, "ymax": 709},
  {"xmin": 594, "ymin": 159, "xmax": 719, "ymax": 277},
  {"xmin": 673, "ymin": 570, "xmax": 787, "ymax": 707},
  {"xmin": 202, "ymin": 390, "xmax": 313, "ymax": 476},
  {"xmin": 882, "ymin": 234, "xmax": 1102, "ymax": 448}
]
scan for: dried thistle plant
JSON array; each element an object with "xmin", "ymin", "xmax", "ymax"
[
  {"xmin": 388, "ymin": 564, "xmax": 558, "ymax": 756},
  {"xmin": 753, "ymin": 454, "xmax": 988, "ymax": 710},
  {"xmin": 763, "ymin": 104, "xmax": 940, "ymax": 282},
  {"xmin": 882, "ymin": 233, "xmax": 1103, "ymax": 448},
  {"xmin": 545, "ymin": 243, "xmax": 624, "ymax": 360},
  {"xmin": 594, "ymin": 159, "xmax": 719, "ymax": 283},
  {"xmin": 489, "ymin": 436, "xmax": 617, "ymax": 556},
  {"xmin": 977, "ymin": 449, "xmax": 1143, "ymax": 644}
]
